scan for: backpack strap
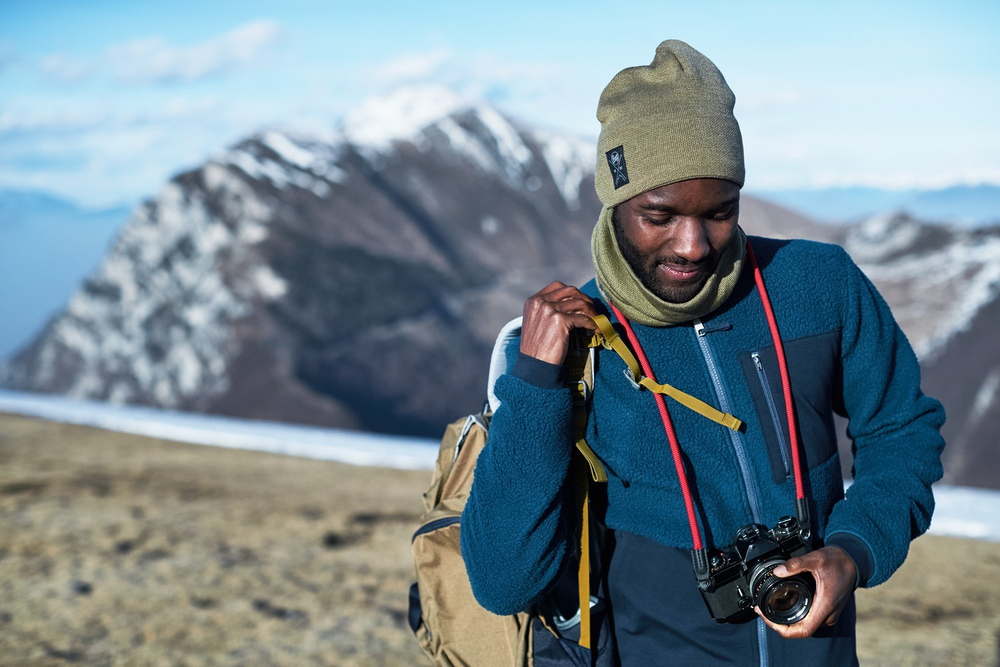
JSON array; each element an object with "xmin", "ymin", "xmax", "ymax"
[
  {"xmin": 565, "ymin": 331, "xmax": 606, "ymax": 649},
  {"xmin": 486, "ymin": 319, "xmax": 608, "ymax": 650}
]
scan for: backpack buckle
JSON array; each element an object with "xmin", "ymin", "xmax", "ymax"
[{"xmin": 623, "ymin": 368, "xmax": 642, "ymax": 391}]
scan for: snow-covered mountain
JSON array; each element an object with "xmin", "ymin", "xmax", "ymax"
[
  {"xmin": 2, "ymin": 85, "xmax": 998, "ymax": 487},
  {"xmin": 0, "ymin": 86, "xmax": 602, "ymax": 436}
]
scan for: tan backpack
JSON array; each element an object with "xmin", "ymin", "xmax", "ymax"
[{"xmin": 408, "ymin": 319, "xmax": 606, "ymax": 666}]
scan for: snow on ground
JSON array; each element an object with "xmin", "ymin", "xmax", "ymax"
[
  {"xmin": 0, "ymin": 389, "xmax": 437, "ymax": 471},
  {"xmin": 1, "ymin": 389, "xmax": 997, "ymax": 543}
]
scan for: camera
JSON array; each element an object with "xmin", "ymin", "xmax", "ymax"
[{"xmin": 694, "ymin": 516, "xmax": 815, "ymax": 625}]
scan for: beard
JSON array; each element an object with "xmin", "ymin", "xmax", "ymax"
[{"xmin": 612, "ymin": 208, "xmax": 719, "ymax": 304}]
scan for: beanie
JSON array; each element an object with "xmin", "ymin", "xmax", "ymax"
[{"xmin": 595, "ymin": 40, "xmax": 745, "ymax": 208}]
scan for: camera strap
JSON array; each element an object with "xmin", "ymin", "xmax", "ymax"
[{"xmin": 607, "ymin": 236, "xmax": 811, "ymax": 564}]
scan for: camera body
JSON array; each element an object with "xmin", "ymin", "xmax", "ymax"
[{"xmin": 696, "ymin": 516, "xmax": 815, "ymax": 625}]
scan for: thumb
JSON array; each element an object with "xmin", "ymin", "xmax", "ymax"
[{"xmin": 773, "ymin": 554, "xmax": 811, "ymax": 578}]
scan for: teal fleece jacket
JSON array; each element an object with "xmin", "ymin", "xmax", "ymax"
[{"xmin": 461, "ymin": 237, "xmax": 946, "ymax": 616}]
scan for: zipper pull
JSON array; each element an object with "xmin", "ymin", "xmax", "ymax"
[
  {"xmin": 694, "ymin": 320, "xmax": 706, "ymax": 337},
  {"xmin": 751, "ymin": 351, "xmax": 763, "ymax": 371}
]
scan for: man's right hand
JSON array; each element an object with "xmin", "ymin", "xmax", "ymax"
[{"xmin": 520, "ymin": 282, "xmax": 599, "ymax": 365}]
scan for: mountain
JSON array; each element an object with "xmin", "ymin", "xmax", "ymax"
[
  {"xmin": 752, "ymin": 184, "xmax": 1000, "ymax": 227},
  {"xmin": 0, "ymin": 191, "xmax": 129, "ymax": 358},
  {"xmin": 0, "ymin": 86, "xmax": 601, "ymax": 436},
  {"xmin": 2, "ymin": 85, "xmax": 998, "ymax": 488}
]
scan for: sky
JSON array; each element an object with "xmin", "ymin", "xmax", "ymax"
[{"xmin": 1, "ymin": 0, "xmax": 999, "ymax": 209}]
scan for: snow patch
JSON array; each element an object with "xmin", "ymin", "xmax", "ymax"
[
  {"xmin": 261, "ymin": 130, "xmax": 318, "ymax": 170},
  {"xmin": 341, "ymin": 84, "xmax": 472, "ymax": 154},
  {"xmin": 530, "ymin": 129, "xmax": 595, "ymax": 210},
  {"xmin": 475, "ymin": 105, "xmax": 532, "ymax": 181},
  {"xmin": 971, "ymin": 368, "xmax": 1000, "ymax": 423},
  {"xmin": 4, "ymin": 389, "xmax": 1000, "ymax": 538},
  {"xmin": 855, "ymin": 229, "xmax": 1000, "ymax": 357},
  {"xmin": 481, "ymin": 216, "xmax": 500, "ymax": 235},
  {"xmin": 0, "ymin": 390, "xmax": 438, "ymax": 470},
  {"xmin": 253, "ymin": 265, "xmax": 287, "ymax": 300},
  {"xmin": 435, "ymin": 117, "xmax": 495, "ymax": 173}
]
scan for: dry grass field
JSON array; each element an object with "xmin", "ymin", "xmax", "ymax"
[{"xmin": 1, "ymin": 412, "xmax": 998, "ymax": 666}]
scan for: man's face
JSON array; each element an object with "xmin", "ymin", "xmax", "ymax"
[{"xmin": 613, "ymin": 178, "xmax": 740, "ymax": 304}]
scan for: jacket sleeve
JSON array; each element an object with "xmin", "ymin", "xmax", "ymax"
[
  {"xmin": 460, "ymin": 348, "xmax": 577, "ymax": 615},
  {"xmin": 823, "ymin": 247, "xmax": 946, "ymax": 587}
]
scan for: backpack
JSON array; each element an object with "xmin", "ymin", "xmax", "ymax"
[{"xmin": 408, "ymin": 318, "xmax": 607, "ymax": 667}]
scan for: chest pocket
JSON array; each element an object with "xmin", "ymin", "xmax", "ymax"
[{"xmin": 739, "ymin": 330, "xmax": 841, "ymax": 484}]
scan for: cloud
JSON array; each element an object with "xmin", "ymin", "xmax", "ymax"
[
  {"xmin": 0, "ymin": 97, "xmax": 223, "ymax": 135},
  {"xmin": 363, "ymin": 48, "xmax": 586, "ymax": 131},
  {"xmin": 107, "ymin": 19, "xmax": 282, "ymax": 84},
  {"xmin": 33, "ymin": 20, "xmax": 283, "ymax": 86},
  {"xmin": 37, "ymin": 52, "xmax": 96, "ymax": 84},
  {"xmin": 372, "ymin": 47, "xmax": 452, "ymax": 85}
]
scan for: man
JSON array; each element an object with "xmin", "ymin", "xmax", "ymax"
[{"xmin": 461, "ymin": 40, "xmax": 945, "ymax": 666}]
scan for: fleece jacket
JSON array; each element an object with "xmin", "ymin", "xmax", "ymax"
[{"xmin": 460, "ymin": 236, "xmax": 946, "ymax": 622}]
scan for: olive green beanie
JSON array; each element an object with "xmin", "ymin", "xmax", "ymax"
[{"xmin": 595, "ymin": 40, "xmax": 745, "ymax": 208}]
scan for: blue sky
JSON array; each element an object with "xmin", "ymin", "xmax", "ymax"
[{"xmin": 2, "ymin": 0, "xmax": 998, "ymax": 208}]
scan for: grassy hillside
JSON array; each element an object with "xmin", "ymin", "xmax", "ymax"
[{"xmin": 1, "ymin": 413, "xmax": 997, "ymax": 665}]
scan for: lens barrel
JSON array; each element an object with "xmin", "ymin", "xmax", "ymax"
[{"xmin": 749, "ymin": 561, "xmax": 814, "ymax": 625}]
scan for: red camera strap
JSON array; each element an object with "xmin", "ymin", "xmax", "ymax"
[{"xmin": 608, "ymin": 238, "xmax": 805, "ymax": 552}]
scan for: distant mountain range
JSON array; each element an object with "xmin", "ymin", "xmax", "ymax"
[
  {"xmin": 751, "ymin": 184, "xmax": 1000, "ymax": 226},
  {"xmin": 1, "ymin": 85, "xmax": 998, "ymax": 489},
  {"xmin": 0, "ymin": 191, "xmax": 129, "ymax": 358}
]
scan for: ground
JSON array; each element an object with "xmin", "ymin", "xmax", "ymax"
[{"xmin": 1, "ymin": 413, "xmax": 998, "ymax": 666}]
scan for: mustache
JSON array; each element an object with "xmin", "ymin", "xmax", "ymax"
[{"xmin": 653, "ymin": 253, "xmax": 716, "ymax": 268}]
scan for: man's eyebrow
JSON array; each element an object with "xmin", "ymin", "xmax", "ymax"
[{"xmin": 640, "ymin": 196, "xmax": 740, "ymax": 214}]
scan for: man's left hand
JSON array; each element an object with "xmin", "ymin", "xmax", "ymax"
[{"xmin": 755, "ymin": 545, "xmax": 857, "ymax": 639}]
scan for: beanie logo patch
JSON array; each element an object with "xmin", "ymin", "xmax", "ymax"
[{"xmin": 606, "ymin": 145, "xmax": 629, "ymax": 189}]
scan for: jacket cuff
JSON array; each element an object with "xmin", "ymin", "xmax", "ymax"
[
  {"xmin": 825, "ymin": 532, "xmax": 874, "ymax": 589},
  {"xmin": 510, "ymin": 353, "xmax": 564, "ymax": 389}
]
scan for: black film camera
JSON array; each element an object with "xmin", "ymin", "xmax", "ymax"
[{"xmin": 694, "ymin": 516, "xmax": 815, "ymax": 625}]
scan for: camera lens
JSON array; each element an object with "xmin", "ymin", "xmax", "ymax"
[
  {"xmin": 749, "ymin": 561, "xmax": 814, "ymax": 625},
  {"xmin": 768, "ymin": 581, "xmax": 803, "ymax": 613}
]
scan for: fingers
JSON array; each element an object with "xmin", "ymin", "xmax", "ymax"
[
  {"xmin": 755, "ymin": 546, "xmax": 857, "ymax": 639},
  {"xmin": 530, "ymin": 284, "xmax": 598, "ymax": 312},
  {"xmin": 520, "ymin": 284, "xmax": 599, "ymax": 364}
]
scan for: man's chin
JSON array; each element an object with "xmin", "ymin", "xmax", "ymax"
[
  {"xmin": 647, "ymin": 277, "xmax": 709, "ymax": 304},
  {"xmin": 650, "ymin": 280, "xmax": 705, "ymax": 303}
]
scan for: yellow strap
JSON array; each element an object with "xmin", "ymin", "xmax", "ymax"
[
  {"xmin": 591, "ymin": 314, "xmax": 643, "ymax": 380},
  {"xmin": 637, "ymin": 377, "xmax": 743, "ymax": 431},
  {"xmin": 577, "ymin": 463, "xmax": 592, "ymax": 649},
  {"xmin": 576, "ymin": 438, "xmax": 608, "ymax": 483},
  {"xmin": 590, "ymin": 314, "xmax": 743, "ymax": 432}
]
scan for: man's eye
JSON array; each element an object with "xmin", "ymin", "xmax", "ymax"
[
  {"xmin": 711, "ymin": 208, "xmax": 736, "ymax": 221},
  {"xmin": 644, "ymin": 215, "xmax": 674, "ymax": 225}
]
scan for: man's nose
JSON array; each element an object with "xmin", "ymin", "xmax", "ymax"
[{"xmin": 671, "ymin": 217, "xmax": 711, "ymax": 262}]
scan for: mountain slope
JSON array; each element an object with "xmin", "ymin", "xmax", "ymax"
[
  {"xmin": 2, "ymin": 86, "xmax": 999, "ymax": 488},
  {"xmin": 0, "ymin": 87, "xmax": 600, "ymax": 436}
]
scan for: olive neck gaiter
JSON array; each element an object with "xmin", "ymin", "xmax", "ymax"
[{"xmin": 591, "ymin": 206, "xmax": 746, "ymax": 327}]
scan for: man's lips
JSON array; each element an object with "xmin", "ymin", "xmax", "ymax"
[{"xmin": 657, "ymin": 263, "xmax": 706, "ymax": 281}]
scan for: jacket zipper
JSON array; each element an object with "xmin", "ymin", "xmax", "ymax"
[
  {"xmin": 751, "ymin": 351, "xmax": 791, "ymax": 478},
  {"xmin": 692, "ymin": 320, "xmax": 762, "ymax": 524},
  {"xmin": 694, "ymin": 321, "xmax": 769, "ymax": 667}
]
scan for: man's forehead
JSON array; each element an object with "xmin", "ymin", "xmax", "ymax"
[{"xmin": 630, "ymin": 179, "xmax": 740, "ymax": 210}]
